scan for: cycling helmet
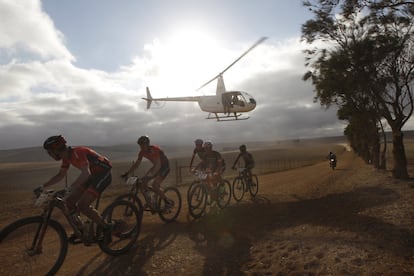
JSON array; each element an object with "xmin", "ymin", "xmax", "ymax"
[
  {"xmin": 194, "ymin": 139, "xmax": 203, "ymax": 145},
  {"xmin": 204, "ymin": 140, "xmax": 212, "ymax": 148},
  {"xmin": 137, "ymin": 135, "xmax": 150, "ymax": 145},
  {"xmin": 239, "ymin": 144, "xmax": 246, "ymax": 151},
  {"xmin": 43, "ymin": 135, "xmax": 67, "ymax": 161},
  {"xmin": 43, "ymin": 135, "xmax": 67, "ymax": 150}
]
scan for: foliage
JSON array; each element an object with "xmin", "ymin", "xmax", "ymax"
[{"xmin": 301, "ymin": 0, "xmax": 414, "ymax": 178}]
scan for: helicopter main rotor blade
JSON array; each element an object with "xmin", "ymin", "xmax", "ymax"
[
  {"xmin": 196, "ymin": 36, "xmax": 268, "ymax": 91},
  {"xmin": 221, "ymin": 36, "xmax": 267, "ymax": 75},
  {"xmin": 196, "ymin": 74, "xmax": 221, "ymax": 91}
]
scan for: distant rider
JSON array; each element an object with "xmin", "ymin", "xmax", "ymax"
[
  {"xmin": 189, "ymin": 138, "xmax": 205, "ymax": 172},
  {"xmin": 122, "ymin": 135, "xmax": 173, "ymax": 207},
  {"xmin": 327, "ymin": 151, "xmax": 337, "ymax": 166},
  {"xmin": 200, "ymin": 140, "xmax": 225, "ymax": 198},
  {"xmin": 327, "ymin": 152, "xmax": 337, "ymax": 161},
  {"xmin": 231, "ymin": 144, "xmax": 255, "ymax": 183}
]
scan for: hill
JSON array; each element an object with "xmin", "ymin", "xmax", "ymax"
[{"xmin": 0, "ymin": 135, "xmax": 347, "ymax": 163}]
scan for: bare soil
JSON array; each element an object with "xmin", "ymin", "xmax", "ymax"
[{"xmin": 2, "ymin": 148, "xmax": 414, "ymax": 275}]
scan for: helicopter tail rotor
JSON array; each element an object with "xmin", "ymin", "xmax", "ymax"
[{"xmin": 142, "ymin": 87, "xmax": 153, "ymax": 109}]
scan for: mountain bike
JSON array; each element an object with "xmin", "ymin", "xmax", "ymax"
[
  {"xmin": 232, "ymin": 167, "xmax": 259, "ymax": 202},
  {"xmin": 118, "ymin": 176, "xmax": 182, "ymax": 223},
  {"xmin": 186, "ymin": 169, "xmax": 208, "ymax": 204},
  {"xmin": 188, "ymin": 170, "xmax": 232, "ymax": 219},
  {"xmin": 0, "ymin": 187, "xmax": 142, "ymax": 276}
]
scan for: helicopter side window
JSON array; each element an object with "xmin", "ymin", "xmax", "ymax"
[
  {"xmin": 249, "ymin": 97, "xmax": 256, "ymax": 104},
  {"xmin": 232, "ymin": 95, "xmax": 245, "ymax": 107}
]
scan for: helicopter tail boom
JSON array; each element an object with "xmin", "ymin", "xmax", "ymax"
[{"xmin": 142, "ymin": 87, "xmax": 153, "ymax": 109}]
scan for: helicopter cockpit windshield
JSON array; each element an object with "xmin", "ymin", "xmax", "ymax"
[{"xmin": 224, "ymin": 92, "xmax": 246, "ymax": 106}]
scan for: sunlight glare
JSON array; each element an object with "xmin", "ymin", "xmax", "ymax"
[{"xmin": 150, "ymin": 29, "xmax": 224, "ymax": 97}]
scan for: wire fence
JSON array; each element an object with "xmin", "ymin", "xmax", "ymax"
[{"xmin": 113, "ymin": 144, "xmax": 346, "ymax": 188}]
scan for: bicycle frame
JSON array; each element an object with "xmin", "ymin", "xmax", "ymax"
[
  {"xmin": 125, "ymin": 177, "xmax": 160, "ymax": 212},
  {"xmin": 237, "ymin": 167, "xmax": 251, "ymax": 183},
  {"xmin": 35, "ymin": 189, "xmax": 101, "ymax": 246}
]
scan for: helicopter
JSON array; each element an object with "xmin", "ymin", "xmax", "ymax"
[{"xmin": 142, "ymin": 37, "xmax": 267, "ymax": 121}]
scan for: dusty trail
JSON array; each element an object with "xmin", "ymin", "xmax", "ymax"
[{"xmin": 3, "ymin": 148, "xmax": 414, "ymax": 275}]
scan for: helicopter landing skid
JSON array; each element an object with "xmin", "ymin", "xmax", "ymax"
[{"xmin": 207, "ymin": 113, "xmax": 249, "ymax": 121}]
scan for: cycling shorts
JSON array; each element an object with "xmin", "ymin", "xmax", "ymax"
[
  {"xmin": 82, "ymin": 170, "xmax": 112, "ymax": 197},
  {"xmin": 156, "ymin": 161, "xmax": 170, "ymax": 179}
]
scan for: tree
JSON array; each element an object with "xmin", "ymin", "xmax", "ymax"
[{"xmin": 302, "ymin": 0, "xmax": 414, "ymax": 178}]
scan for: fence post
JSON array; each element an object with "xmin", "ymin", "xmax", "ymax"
[{"xmin": 175, "ymin": 161, "xmax": 179, "ymax": 186}]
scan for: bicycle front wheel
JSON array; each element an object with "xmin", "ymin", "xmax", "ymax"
[
  {"xmin": 0, "ymin": 216, "xmax": 68, "ymax": 276},
  {"xmin": 217, "ymin": 179, "xmax": 232, "ymax": 208},
  {"xmin": 98, "ymin": 200, "xmax": 142, "ymax": 256},
  {"xmin": 158, "ymin": 187, "xmax": 182, "ymax": 223},
  {"xmin": 232, "ymin": 176, "xmax": 245, "ymax": 202},
  {"xmin": 188, "ymin": 183, "xmax": 208, "ymax": 219},
  {"xmin": 186, "ymin": 181, "xmax": 199, "ymax": 204},
  {"xmin": 249, "ymin": 175, "xmax": 259, "ymax": 197},
  {"xmin": 116, "ymin": 193, "xmax": 144, "ymax": 217}
]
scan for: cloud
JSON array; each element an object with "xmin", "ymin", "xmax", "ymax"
[
  {"xmin": 0, "ymin": 1, "xmax": 344, "ymax": 150},
  {"xmin": 0, "ymin": 0, "xmax": 74, "ymax": 62}
]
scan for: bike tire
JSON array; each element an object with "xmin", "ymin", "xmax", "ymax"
[
  {"xmin": 98, "ymin": 200, "xmax": 142, "ymax": 256},
  {"xmin": 186, "ymin": 180, "xmax": 200, "ymax": 204},
  {"xmin": 249, "ymin": 175, "xmax": 259, "ymax": 197},
  {"xmin": 0, "ymin": 216, "xmax": 68, "ymax": 276},
  {"xmin": 188, "ymin": 183, "xmax": 208, "ymax": 219},
  {"xmin": 217, "ymin": 179, "xmax": 232, "ymax": 209},
  {"xmin": 232, "ymin": 176, "xmax": 245, "ymax": 202},
  {"xmin": 158, "ymin": 187, "xmax": 182, "ymax": 223}
]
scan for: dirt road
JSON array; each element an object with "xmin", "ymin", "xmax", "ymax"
[{"xmin": 3, "ymin": 148, "xmax": 414, "ymax": 275}]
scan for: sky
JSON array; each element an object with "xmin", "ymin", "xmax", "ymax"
[{"xmin": 0, "ymin": 0, "xmax": 353, "ymax": 150}]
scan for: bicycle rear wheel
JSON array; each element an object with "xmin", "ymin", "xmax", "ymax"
[
  {"xmin": 188, "ymin": 183, "xmax": 208, "ymax": 219},
  {"xmin": 249, "ymin": 175, "xmax": 259, "ymax": 197},
  {"xmin": 0, "ymin": 216, "xmax": 68, "ymax": 276},
  {"xmin": 158, "ymin": 187, "xmax": 182, "ymax": 223},
  {"xmin": 217, "ymin": 179, "xmax": 232, "ymax": 208},
  {"xmin": 232, "ymin": 176, "xmax": 245, "ymax": 202},
  {"xmin": 98, "ymin": 200, "xmax": 142, "ymax": 256}
]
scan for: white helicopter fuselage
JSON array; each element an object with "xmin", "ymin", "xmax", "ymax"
[
  {"xmin": 143, "ymin": 89, "xmax": 256, "ymax": 114},
  {"xmin": 198, "ymin": 91, "xmax": 256, "ymax": 113}
]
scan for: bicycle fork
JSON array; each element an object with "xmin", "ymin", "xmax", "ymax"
[{"xmin": 29, "ymin": 204, "xmax": 56, "ymax": 255}]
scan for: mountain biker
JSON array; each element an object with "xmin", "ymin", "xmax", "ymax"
[
  {"xmin": 327, "ymin": 151, "xmax": 337, "ymax": 167},
  {"xmin": 189, "ymin": 138, "xmax": 205, "ymax": 172},
  {"xmin": 327, "ymin": 152, "xmax": 337, "ymax": 161},
  {"xmin": 200, "ymin": 140, "xmax": 225, "ymax": 198},
  {"xmin": 122, "ymin": 135, "xmax": 173, "ymax": 207},
  {"xmin": 39, "ymin": 135, "xmax": 113, "ymax": 236},
  {"xmin": 231, "ymin": 144, "xmax": 255, "ymax": 182}
]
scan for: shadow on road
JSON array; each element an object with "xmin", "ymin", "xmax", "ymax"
[{"xmin": 76, "ymin": 186, "xmax": 414, "ymax": 275}]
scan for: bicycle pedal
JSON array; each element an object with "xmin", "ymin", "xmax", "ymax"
[{"xmin": 68, "ymin": 235, "xmax": 82, "ymax": 244}]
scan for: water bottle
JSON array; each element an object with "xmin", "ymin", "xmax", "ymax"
[
  {"xmin": 151, "ymin": 194, "xmax": 157, "ymax": 209},
  {"xmin": 83, "ymin": 220, "xmax": 94, "ymax": 245},
  {"xmin": 144, "ymin": 190, "xmax": 151, "ymax": 202},
  {"xmin": 71, "ymin": 211, "xmax": 84, "ymax": 234}
]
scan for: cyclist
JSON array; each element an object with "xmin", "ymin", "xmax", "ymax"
[
  {"xmin": 189, "ymin": 138, "xmax": 205, "ymax": 172},
  {"xmin": 327, "ymin": 151, "xmax": 337, "ymax": 167},
  {"xmin": 40, "ymin": 135, "xmax": 113, "ymax": 237},
  {"xmin": 200, "ymin": 140, "xmax": 225, "ymax": 198},
  {"xmin": 231, "ymin": 144, "xmax": 255, "ymax": 183},
  {"xmin": 122, "ymin": 135, "xmax": 173, "ymax": 207},
  {"xmin": 327, "ymin": 151, "xmax": 337, "ymax": 160}
]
